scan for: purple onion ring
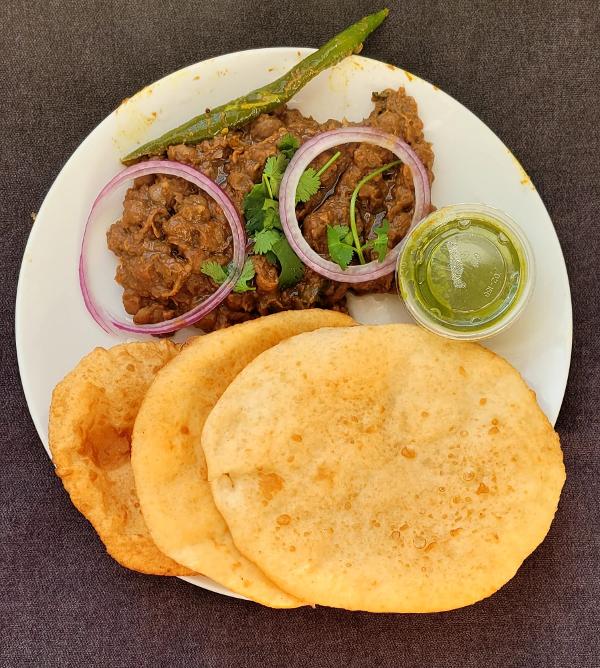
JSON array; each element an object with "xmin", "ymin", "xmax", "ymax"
[
  {"xmin": 79, "ymin": 160, "xmax": 246, "ymax": 335},
  {"xmin": 278, "ymin": 127, "xmax": 431, "ymax": 283}
]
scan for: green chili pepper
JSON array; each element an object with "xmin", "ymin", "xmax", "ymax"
[{"xmin": 122, "ymin": 9, "xmax": 389, "ymax": 163}]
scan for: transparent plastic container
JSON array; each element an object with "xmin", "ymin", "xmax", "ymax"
[{"xmin": 397, "ymin": 204, "xmax": 535, "ymax": 341}]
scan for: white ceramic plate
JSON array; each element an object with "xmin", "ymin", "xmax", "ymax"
[{"xmin": 16, "ymin": 48, "xmax": 572, "ymax": 599}]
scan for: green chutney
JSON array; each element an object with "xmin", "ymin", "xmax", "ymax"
[{"xmin": 397, "ymin": 205, "xmax": 533, "ymax": 340}]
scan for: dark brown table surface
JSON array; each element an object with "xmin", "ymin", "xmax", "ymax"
[{"xmin": 2, "ymin": 1, "xmax": 599, "ymax": 666}]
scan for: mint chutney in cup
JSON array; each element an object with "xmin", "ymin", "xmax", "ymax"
[{"xmin": 397, "ymin": 204, "xmax": 534, "ymax": 340}]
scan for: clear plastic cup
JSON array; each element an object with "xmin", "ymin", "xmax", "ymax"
[{"xmin": 396, "ymin": 203, "xmax": 535, "ymax": 341}]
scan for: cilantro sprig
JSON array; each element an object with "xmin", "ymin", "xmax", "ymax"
[
  {"xmin": 367, "ymin": 218, "xmax": 390, "ymax": 262},
  {"xmin": 326, "ymin": 218, "xmax": 391, "ymax": 270},
  {"xmin": 347, "ymin": 160, "xmax": 399, "ymax": 264},
  {"xmin": 201, "ymin": 258, "xmax": 256, "ymax": 293},
  {"xmin": 295, "ymin": 150, "xmax": 342, "ymax": 204},
  {"xmin": 241, "ymin": 136, "xmax": 341, "ymax": 288},
  {"xmin": 270, "ymin": 234, "xmax": 304, "ymax": 286},
  {"xmin": 295, "ymin": 169, "xmax": 321, "ymax": 204},
  {"xmin": 200, "ymin": 260, "xmax": 228, "ymax": 284},
  {"xmin": 326, "ymin": 225, "xmax": 355, "ymax": 270},
  {"xmin": 252, "ymin": 228, "xmax": 282, "ymax": 254},
  {"xmin": 325, "ymin": 161, "xmax": 399, "ymax": 269},
  {"xmin": 242, "ymin": 141, "xmax": 303, "ymax": 288},
  {"xmin": 277, "ymin": 133, "xmax": 299, "ymax": 160},
  {"xmin": 262, "ymin": 153, "xmax": 287, "ymax": 197}
]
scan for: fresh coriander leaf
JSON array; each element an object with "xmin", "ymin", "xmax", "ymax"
[
  {"xmin": 262, "ymin": 207, "xmax": 281, "ymax": 231},
  {"xmin": 201, "ymin": 260, "xmax": 228, "ymax": 284},
  {"xmin": 330, "ymin": 224, "xmax": 351, "ymax": 237},
  {"xmin": 270, "ymin": 174, "xmax": 284, "ymax": 198},
  {"xmin": 295, "ymin": 168, "xmax": 321, "ymax": 204},
  {"xmin": 243, "ymin": 183, "xmax": 268, "ymax": 234},
  {"xmin": 252, "ymin": 228, "xmax": 282, "ymax": 254},
  {"xmin": 327, "ymin": 225, "xmax": 355, "ymax": 270},
  {"xmin": 233, "ymin": 258, "xmax": 256, "ymax": 292},
  {"xmin": 263, "ymin": 154, "xmax": 288, "ymax": 196},
  {"xmin": 263, "ymin": 153, "xmax": 288, "ymax": 180},
  {"xmin": 262, "ymin": 155, "xmax": 281, "ymax": 193},
  {"xmin": 277, "ymin": 133, "xmax": 300, "ymax": 160},
  {"xmin": 261, "ymin": 198, "xmax": 283, "ymax": 230},
  {"xmin": 272, "ymin": 236, "xmax": 304, "ymax": 288},
  {"xmin": 202, "ymin": 258, "xmax": 256, "ymax": 292},
  {"xmin": 368, "ymin": 218, "xmax": 390, "ymax": 262},
  {"xmin": 244, "ymin": 182, "xmax": 267, "ymax": 210},
  {"xmin": 262, "ymin": 198, "xmax": 278, "ymax": 210}
]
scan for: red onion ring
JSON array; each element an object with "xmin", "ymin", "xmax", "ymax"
[
  {"xmin": 79, "ymin": 160, "xmax": 246, "ymax": 335},
  {"xmin": 278, "ymin": 127, "xmax": 431, "ymax": 283}
]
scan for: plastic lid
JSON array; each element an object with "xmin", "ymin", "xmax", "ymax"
[{"xmin": 397, "ymin": 204, "xmax": 535, "ymax": 341}]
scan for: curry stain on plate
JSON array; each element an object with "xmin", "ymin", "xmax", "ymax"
[
  {"xmin": 118, "ymin": 84, "xmax": 155, "ymax": 109},
  {"xmin": 382, "ymin": 62, "xmax": 415, "ymax": 82},
  {"xmin": 113, "ymin": 106, "xmax": 160, "ymax": 152},
  {"xmin": 327, "ymin": 65, "xmax": 351, "ymax": 94},
  {"xmin": 506, "ymin": 148, "xmax": 536, "ymax": 191},
  {"xmin": 326, "ymin": 56, "xmax": 369, "ymax": 94}
]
